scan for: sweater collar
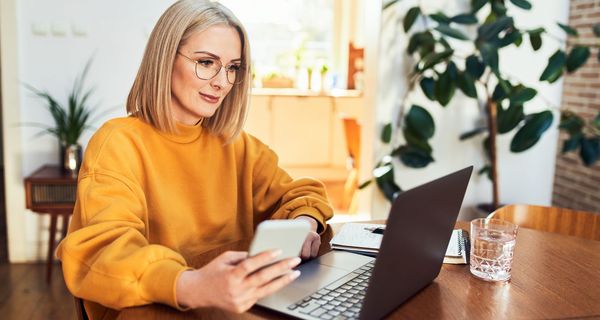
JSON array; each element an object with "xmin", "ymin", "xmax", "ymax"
[{"xmin": 160, "ymin": 120, "xmax": 204, "ymax": 143}]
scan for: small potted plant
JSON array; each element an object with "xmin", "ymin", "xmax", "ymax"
[{"xmin": 24, "ymin": 60, "xmax": 97, "ymax": 177}]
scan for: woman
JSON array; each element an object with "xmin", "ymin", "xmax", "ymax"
[{"xmin": 57, "ymin": 1, "xmax": 333, "ymax": 318}]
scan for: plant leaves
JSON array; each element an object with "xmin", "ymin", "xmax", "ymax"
[
  {"xmin": 480, "ymin": 43, "xmax": 499, "ymax": 73},
  {"xmin": 435, "ymin": 23, "xmax": 469, "ymax": 40},
  {"xmin": 594, "ymin": 112, "xmax": 600, "ymax": 130},
  {"xmin": 373, "ymin": 162, "xmax": 402, "ymax": 201},
  {"xmin": 451, "ymin": 13, "xmax": 478, "ymax": 25},
  {"xmin": 566, "ymin": 46, "xmax": 591, "ymax": 73},
  {"xmin": 420, "ymin": 77, "xmax": 436, "ymax": 100},
  {"xmin": 529, "ymin": 33, "xmax": 542, "ymax": 51},
  {"xmin": 419, "ymin": 49, "xmax": 454, "ymax": 71},
  {"xmin": 557, "ymin": 22, "xmax": 578, "ymax": 36},
  {"xmin": 403, "ymin": 127, "xmax": 433, "ymax": 153},
  {"xmin": 509, "ymin": 0, "xmax": 532, "ymax": 10},
  {"xmin": 404, "ymin": 7, "xmax": 421, "ymax": 32},
  {"xmin": 429, "ymin": 12, "xmax": 451, "ymax": 24},
  {"xmin": 562, "ymin": 134, "xmax": 582, "ymax": 153},
  {"xmin": 559, "ymin": 112, "xmax": 584, "ymax": 134},
  {"xmin": 460, "ymin": 127, "xmax": 487, "ymax": 140},
  {"xmin": 477, "ymin": 16, "xmax": 514, "ymax": 42},
  {"xmin": 471, "ymin": 0, "xmax": 488, "ymax": 13},
  {"xmin": 358, "ymin": 179, "xmax": 373, "ymax": 189},
  {"xmin": 539, "ymin": 49, "xmax": 566, "ymax": 83},
  {"xmin": 405, "ymin": 105, "xmax": 435, "ymax": 139},
  {"xmin": 593, "ymin": 23, "xmax": 600, "ymax": 37},
  {"xmin": 395, "ymin": 145, "xmax": 435, "ymax": 168},
  {"xmin": 434, "ymin": 65, "xmax": 457, "ymax": 106},
  {"xmin": 478, "ymin": 165, "xmax": 492, "ymax": 180},
  {"xmin": 497, "ymin": 103, "xmax": 524, "ymax": 134},
  {"xmin": 381, "ymin": 123, "xmax": 392, "ymax": 143},
  {"xmin": 492, "ymin": 81, "xmax": 511, "ymax": 102},
  {"xmin": 457, "ymin": 72, "xmax": 478, "ymax": 98},
  {"xmin": 408, "ymin": 31, "xmax": 435, "ymax": 55},
  {"xmin": 510, "ymin": 110, "xmax": 554, "ymax": 152},
  {"xmin": 495, "ymin": 29, "xmax": 522, "ymax": 48},
  {"xmin": 509, "ymin": 86, "xmax": 537, "ymax": 104},
  {"xmin": 580, "ymin": 138, "xmax": 600, "ymax": 166},
  {"xmin": 382, "ymin": 0, "xmax": 401, "ymax": 11},
  {"xmin": 466, "ymin": 54, "xmax": 485, "ymax": 79},
  {"xmin": 491, "ymin": 1, "xmax": 507, "ymax": 16}
]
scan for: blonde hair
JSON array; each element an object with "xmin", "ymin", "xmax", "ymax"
[{"xmin": 127, "ymin": 0, "xmax": 251, "ymax": 142}]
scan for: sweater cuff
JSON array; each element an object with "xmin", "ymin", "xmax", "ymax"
[
  {"xmin": 289, "ymin": 207, "xmax": 327, "ymax": 234},
  {"xmin": 139, "ymin": 259, "xmax": 189, "ymax": 310}
]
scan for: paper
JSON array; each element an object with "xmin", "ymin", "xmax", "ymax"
[
  {"xmin": 445, "ymin": 229, "xmax": 463, "ymax": 257},
  {"xmin": 330, "ymin": 223, "xmax": 385, "ymax": 251}
]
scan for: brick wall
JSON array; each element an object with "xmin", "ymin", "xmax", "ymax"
[{"xmin": 552, "ymin": 0, "xmax": 600, "ymax": 212}]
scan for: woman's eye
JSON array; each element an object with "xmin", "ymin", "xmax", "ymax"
[
  {"xmin": 197, "ymin": 59, "xmax": 215, "ymax": 67},
  {"xmin": 227, "ymin": 64, "xmax": 242, "ymax": 72}
]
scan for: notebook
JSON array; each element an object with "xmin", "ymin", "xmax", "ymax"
[{"xmin": 330, "ymin": 223, "xmax": 470, "ymax": 264}]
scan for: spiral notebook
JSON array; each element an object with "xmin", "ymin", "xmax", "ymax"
[{"xmin": 330, "ymin": 223, "xmax": 470, "ymax": 264}]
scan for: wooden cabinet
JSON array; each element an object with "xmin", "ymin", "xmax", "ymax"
[{"xmin": 246, "ymin": 90, "xmax": 363, "ymax": 181}]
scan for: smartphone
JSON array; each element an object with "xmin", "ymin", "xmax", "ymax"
[{"xmin": 249, "ymin": 220, "xmax": 311, "ymax": 260}]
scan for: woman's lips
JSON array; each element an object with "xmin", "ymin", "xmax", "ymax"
[{"xmin": 200, "ymin": 93, "xmax": 219, "ymax": 104}]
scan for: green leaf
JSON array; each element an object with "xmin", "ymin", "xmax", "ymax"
[
  {"xmin": 404, "ymin": 7, "xmax": 421, "ymax": 32},
  {"xmin": 405, "ymin": 105, "xmax": 435, "ymax": 139},
  {"xmin": 510, "ymin": 111, "xmax": 554, "ymax": 152},
  {"xmin": 539, "ymin": 50, "xmax": 566, "ymax": 83},
  {"xmin": 593, "ymin": 24, "xmax": 600, "ymax": 37},
  {"xmin": 495, "ymin": 29, "xmax": 522, "ymax": 48},
  {"xmin": 594, "ymin": 112, "xmax": 600, "ymax": 130},
  {"xmin": 491, "ymin": 1, "xmax": 507, "ymax": 16},
  {"xmin": 477, "ymin": 16, "xmax": 514, "ymax": 42},
  {"xmin": 381, "ymin": 123, "xmax": 392, "ymax": 143},
  {"xmin": 419, "ymin": 49, "xmax": 454, "ymax": 71},
  {"xmin": 471, "ymin": 0, "xmax": 488, "ymax": 13},
  {"xmin": 497, "ymin": 103, "xmax": 524, "ymax": 134},
  {"xmin": 557, "ymin": 22, "xmax": 578, "ymax": 36},
  {"xmin": 580, "ymin": 138, "xmax": 600, "ymax": 166},
  {"xmin": 457, "ymin": 72, "xmax": 478, "ymax": 98},
  {"xmin": 451, "ymin": 14, "xmax": 478, "ymax": 25},
  {"xmin": 429, "ymin": 12, "xmax": 451, "ymax": 24},
  {"xmin": 395, "ymin": 145, "xmax": 435, "ymax": 168},
  {"xmin": 492, "ymin": 81, "xmax": 511, "ymax": 102},
  {"xmin": 529, "ymin": 33, "xmax": 542, "ymax": 51},
  {"xmin": 509, "ymin": 86, "xmax": 537, "ymax": 104},
  {"xmin": 420, "ymin": 77, "xmax": 436, "ymax": 100},
  {"xmin": 509, "ymin": 0, "xmax": 532, "ymax": 10},
  {"xmin": 434, "ymin": 66, "xmax": 457, "ymax": 106},
  {"xmin": 373, "ymin": 163, "xmax": 402, "ymax": 202},
  {"xmin": 566, "ymin": 46, "xmax": 591, "ymax": 73},
  {"xmin": 478, "ymin": 165, "xmax": 492, "ymax": 180},
  {"xmin": 528, "ymin": 27, "xmax": 545, "ymax": 36},
  {"xmin": 382, "ymin": 0, "xmax": 401, "ymax": 11},
  {"xmin": 408, "ymin": 31, "xmax": 435, "ymax": 55},
  {"xmin": 435, "ymin": 23, "xmax": 469, "ymax": 40},
  {"xmin": 559, "ymin": 112, "xmax": 584, "ymax": 134},
  {"xmin": 562, "ymin": 134, "xmax": 582, "ymax": 153},
  {"xmin": 466, "ymin": 54, "xmax": 485, "ymax": 79},
  {"xmin": 403, "ymin": 127, "xmax": 433, "ymax": 153},
  {"xmin": 480, "ymin": 43, "xmax": 499, "ymax": 73},
  {"xmin": 460, "ymin": 127, "xmax": 487, "ymax": 140}
]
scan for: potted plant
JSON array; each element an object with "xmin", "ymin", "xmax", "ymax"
[
  {"xmin": 24, "ymin": 59, "xmax": 98, "ymax": 177},
  {"xmin": 363, "ymin": 0, "xmax": 600, "ymax": 211}
]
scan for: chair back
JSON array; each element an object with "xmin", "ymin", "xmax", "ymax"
[
  {"xmin": 488, "ymin": 204, "xmax": 600, "ymax": 241},
  {"xmin": 74, "ymin": 297, "xmax": 89, "ymax": 320},
  {"xmin": 341, "ymin": 117, "xmax": 361, "ymax": 212}
]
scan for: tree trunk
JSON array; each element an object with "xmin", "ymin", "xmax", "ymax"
[{"xmin": 486, "ymin": 99, "xmax": 500, "ymax": 210}]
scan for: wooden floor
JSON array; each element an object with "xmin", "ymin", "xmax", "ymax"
[{"xmin": 0, "ymin": 262, "xmax": 76, "ymax": 320}]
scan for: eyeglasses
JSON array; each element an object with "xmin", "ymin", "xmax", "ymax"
[{"xmin": 177, "ymin": 52, "xmax": 243, "ymax": 85}]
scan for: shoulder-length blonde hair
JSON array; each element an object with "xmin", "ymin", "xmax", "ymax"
[{"xmin": 127, "ymin": 0, "xmax": 251, "ymax": 142}]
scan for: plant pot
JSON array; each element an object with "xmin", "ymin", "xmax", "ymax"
[{"xmin": 61, "ymin": 143, "xmax": 83, "ymax": 178}]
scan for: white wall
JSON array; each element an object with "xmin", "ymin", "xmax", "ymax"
[{"xmin": 372, "ymin": 0, "xmax": 569, "ymax": 219}]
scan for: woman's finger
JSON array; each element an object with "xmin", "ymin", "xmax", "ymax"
[
  {"xmin": 310, "ymin": 234, "xmax": 321, "ymax": 257},
  {"xmin": 244, "ymin": 257, "xmax": 301, "ymax": 288},
  {"xmin": 254, "ymin": 270, "xmax": 302, "ymax": 299},
  {"xmin": 233, "ymin": 249, "xmax": 280, "ymax": 278}
]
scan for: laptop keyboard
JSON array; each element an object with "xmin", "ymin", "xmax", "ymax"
[{"xmin": 286, "ymin": 260, "xmax": 374, "ymax": 320}]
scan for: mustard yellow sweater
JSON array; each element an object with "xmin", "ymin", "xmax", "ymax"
[{"xmin": 57, "ymin": 117, "xmax": 333, "ymax": 320}]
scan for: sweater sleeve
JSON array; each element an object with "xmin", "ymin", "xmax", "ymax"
[
  {"xmin": 251, "ymin": 142, "xmax": 334, "ymax": 233},
  {"xmin": 56, "ymin": 169, "xmax": 189, "ymax": 310}
]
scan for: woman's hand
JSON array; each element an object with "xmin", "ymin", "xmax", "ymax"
[
  {"xmin": 294, "ymin": 216, "xmax": 321, "ymax": 259},
  {"xmin": 176, "ymin": 250, "xmax": 301, "ymax": 313}
]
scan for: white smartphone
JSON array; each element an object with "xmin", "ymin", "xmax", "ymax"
[{"xmin": 249, "ymin": 220, "xmax": 311, "ymax": 260}]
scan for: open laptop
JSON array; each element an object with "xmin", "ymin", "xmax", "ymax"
[{"xmin": 257, "ymin": 166, "xmax": 473, "ymax": 320}]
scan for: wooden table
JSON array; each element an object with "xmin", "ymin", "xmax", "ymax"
[
  {"xmin": 117, "ymin": 221, "xmax": 600, "ymax": 319},
  {"xmin": 24, "ymin": 165, "xmax": 76, "ymax": 283}
]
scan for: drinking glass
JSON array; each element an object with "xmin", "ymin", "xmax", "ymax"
[{"xmin": 470, "ymin": 218, "xmax": 518, "ymax": 282}]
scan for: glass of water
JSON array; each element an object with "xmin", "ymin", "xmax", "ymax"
[{"xmin": 470, "ymin": 218, "xmax": 518, "ymax": 282}]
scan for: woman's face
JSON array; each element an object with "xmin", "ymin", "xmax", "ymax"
[{"xmin": 171, "ymin": 24, "xmax": 242, "ymax": 125}]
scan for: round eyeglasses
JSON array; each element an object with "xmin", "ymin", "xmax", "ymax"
[{"xmin": 177, "ymin": 52, "xmax": 244, "ymax": 85}]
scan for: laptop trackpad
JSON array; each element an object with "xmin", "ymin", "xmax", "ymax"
[{"xmin": 294, "ymin": 251, "xmax": 374, "ymax": 291}]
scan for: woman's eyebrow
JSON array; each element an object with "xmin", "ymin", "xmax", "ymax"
[{"xmin": 193, "ymin": 50, "xmax": 242, "ymax": 63}]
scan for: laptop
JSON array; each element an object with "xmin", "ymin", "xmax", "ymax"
[{"xmin": 256, "ymin": 166, "xmax": 473, "ymax": 320}]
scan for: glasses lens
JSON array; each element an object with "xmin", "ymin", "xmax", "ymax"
[
  {"xmin": 226, "ymin": 65, "xmax": 244, "ymax": 85},
  {"xmin": 195, "ymin": 58, "xmax": 221, "ymax": 80}
]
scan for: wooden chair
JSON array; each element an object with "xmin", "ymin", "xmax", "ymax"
[
  {"xmin": 487, "ymin": 204, "xmax": 600, "ymax": 241},
  {"xmin": 341, "ymin": 117, "xmax": 361, "ymax": 213},
  {"xmin": 75, "ymin": 297, "xmax": 89, "ymax": 320}
]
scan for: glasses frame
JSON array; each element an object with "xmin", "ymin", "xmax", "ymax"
[{"xmin": 177, "ymin": 52, "xmax": 244, "ymax": 85}]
